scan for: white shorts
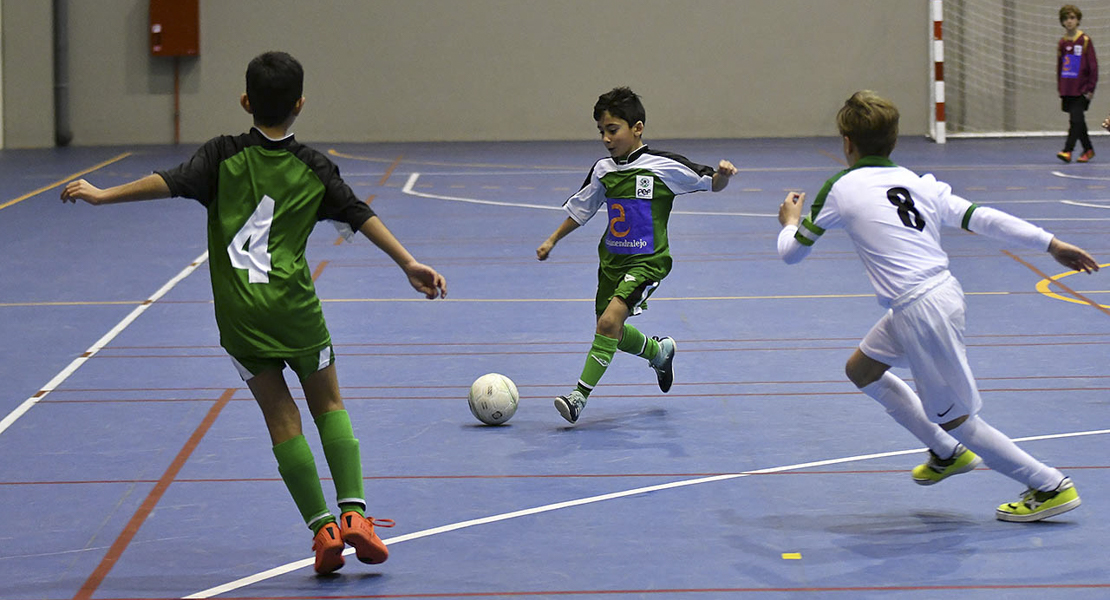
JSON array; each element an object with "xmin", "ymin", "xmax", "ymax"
[{"xmin": 859, "ymin": 271, "xmax": 982, "ymax": 423}]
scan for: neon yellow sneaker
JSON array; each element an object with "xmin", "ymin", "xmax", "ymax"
[
  {"xmin": 911, "ymin": 444, "xmax": 982, "ymax": 486},
  {"xmin": 996, "ymin": 477, "xmax": 1081, "ymax": 522}
]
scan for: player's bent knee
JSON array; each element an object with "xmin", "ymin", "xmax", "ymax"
[{"xmin": 845, "ymin": 349, "xmax": 889, "ymax": 388}]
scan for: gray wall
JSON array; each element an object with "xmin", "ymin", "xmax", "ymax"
[
  {"xmin": 2, "ymin": 0, "xmax": 930, "ymax": 148},
  {"xmin": 2, "ymin": 0, "xmax": 53, "ymax": 147}
]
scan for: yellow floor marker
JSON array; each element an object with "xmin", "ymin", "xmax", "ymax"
[{"xmin": 782, "ymin": 553, "xmax": 802, "ymax": 560}]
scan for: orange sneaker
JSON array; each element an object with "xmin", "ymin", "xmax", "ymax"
[
  {"xmin": 1057, "ymin": 151, "xmax": 1072, "ymax": 163},
  {"xmin": 339, "ymin": 511, "xmax": 394, "ymax": 564},
  {"xmin": 1078, "ymin": 149, "xmax": 1095, "ymax": 163},
  {"xmin": 311, "ymin": 522, "xmax": 345, "ymax": 574}
]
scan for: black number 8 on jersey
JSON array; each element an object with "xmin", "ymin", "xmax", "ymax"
[{"xmin": 886, "ymin": 187, "xmax": 926, "ymax": 231}]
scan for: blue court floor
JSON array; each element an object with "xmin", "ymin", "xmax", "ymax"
[{"xmin": 0, "ymin": 135, "xmax": 1107, "ymax": 599}]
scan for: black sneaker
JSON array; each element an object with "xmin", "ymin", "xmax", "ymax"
[
  {"xmin": 554, "ymin": 390, "xmax": 587, "ymax": 424},
  {"xmin": 649, "ymin": 336, "xmax": 676, "ymax": 393}
]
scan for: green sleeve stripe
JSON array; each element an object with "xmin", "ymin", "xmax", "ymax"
[
  {"xmin": 961, "ymin": 204, "xmax": 978, "ymax": 231},
  {"xmin": 793, "ymin": 217, "xmax": 821, "ymax": 246},
  {"xmin": 800, "ymin": 217, "xmax": 825, "ymax": 235}
]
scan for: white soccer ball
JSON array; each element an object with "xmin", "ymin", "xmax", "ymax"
[{"xmin": 467, "ymin": 373, "xmax": 519, "ymax": 425}]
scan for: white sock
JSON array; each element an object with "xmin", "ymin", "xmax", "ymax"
[
  {"xmin": 948, "ymin": 415, "xmax": 1064, "ymax": 491},
  {"xmin": 860, "ymin": 372, "xmax": 960, "ymax": 458}
]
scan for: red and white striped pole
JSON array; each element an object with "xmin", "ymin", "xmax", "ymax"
[{"xmin": 930, "ymin": 0, "xmax": 946, "ymax": 143}]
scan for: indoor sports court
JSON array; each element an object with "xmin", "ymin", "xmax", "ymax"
[
  {"xmin": 1, "ymin": 2, "xmax": 1109, "ymax": 599},
  {"xmin": 3, "ymin": 135, "xmax": 1108, "ymax": 600}
]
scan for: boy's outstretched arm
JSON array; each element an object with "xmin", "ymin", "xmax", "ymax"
[
  {"xmin": 536, "ymin": 216, "xmax": 580, "ymax": 261},
  {"xmin": 61, "ymin": 174, "xmax": 171, "ymax": 205},
  {"xmin": 358, "ymin": 216, "xmax": 447, "ymax": 299},
  {"xmin": 711, "ymin": 160, "xmax": 738, "ymax": 192},
  {"xmin": 1048, "ymin": 237, "xmax": 1101, "ymax": 274}
]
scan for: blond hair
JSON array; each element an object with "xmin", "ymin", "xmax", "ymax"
[{"xmin": 837, "ymin": 90, "xmax": 899, "ymax": 158}]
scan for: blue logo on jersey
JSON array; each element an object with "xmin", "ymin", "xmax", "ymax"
[
  {"xmin": 1062, "ymin": 53, "xmax": 1080, "ymax": 78},
  {"xmin": 605, "ymin": 198, "xmax": 653, "ymax": 254}
]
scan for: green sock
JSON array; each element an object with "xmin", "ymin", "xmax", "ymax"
[
  {"xmin": 315, "ymin": 409, "xmax": 366, "ymax": 517},
  {"xmin": 576, "ymin": 333, "xmax": 619, "ymax": 398},
  {"xmin": 616, "ymin": 324, "xmax": 659, "ymax": 362},
  {"xmin": 273, "ymin": 435, "xmax": 334, "ymax": 533}
]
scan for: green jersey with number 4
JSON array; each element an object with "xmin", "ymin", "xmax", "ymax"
[{"xmin": 157, "ymin": 128, "xmax": 375, "ymax": 357}]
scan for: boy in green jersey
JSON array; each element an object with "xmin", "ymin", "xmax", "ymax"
[
  {"xmin": 537, "ymin": 87, "xmax": 737, "ymax": 424},
  {"xmin": 61, "ymin": 51, "xmax": 447, "ymax": 573}
]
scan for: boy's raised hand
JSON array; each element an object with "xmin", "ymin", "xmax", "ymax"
[
  {"xmin": 1048, "ymin": 238, "xmax": 1100, "ymax": 274},
  {"xmin": 60, "ymin": 179, "xmax": 106, "ymax": 205},
  {"xmin": 778, "ymin": 191, "xmax": 805, "ymax": 226},
  {"xmin": 717, "ymin": 160, "xmax": 738, "ymax": 177},
  {"xmin": 404, "ymin": 262, "xmax": 448, "ymax": 299}
]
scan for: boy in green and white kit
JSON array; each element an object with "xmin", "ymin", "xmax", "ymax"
[
  {"xmin": 537, "ymin": 87, "xmax": 737, "ymax": 424},
  {"xmin": 62, "ymin": 51, "xmax": 447, "ymax": 573}
]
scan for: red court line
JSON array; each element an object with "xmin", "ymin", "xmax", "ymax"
[
  {"xmin": 72, "ymin": 389, "xmax": 234, "ymax": 600},
  {"xmin": 1003, "ymin": 249, "xmax": 1110, "ymax": 317},
  {"xmin": 40, "ymin": 372, "xmax": 1110, "ymax": 394},
  {"xmin": 6, "ymin": 465, "xmax": 1109, "ymax": 487},
  {"xmin": 33, "ymin": 386, "xmax": 1110, "ymax": 404},
  {"xmin": 332, "ymin": 153, "xmax": 401, "ymax": 243},
  {"xmin": 311, "ymin": 259, "xmax": 330, "ymax": 281},
  {"xmin": 379, "ymin": 154, "xmax": 404, "ymax": 185},
  {"xmin": 90, "ymin": 330, "xmax": 1110, "ymax": 350},
  {"xmin": 75, "ymin": 338, "xmax": 1110, "ymax": 359}
]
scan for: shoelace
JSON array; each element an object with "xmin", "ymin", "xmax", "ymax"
[{"xmin": 368, "ymin": 517, "xmax": 396, "ymax": 528}]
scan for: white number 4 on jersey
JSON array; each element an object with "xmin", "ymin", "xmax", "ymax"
[{"xmin": 227, "ymin": 195, "xmax": 274, "ymax": 284}]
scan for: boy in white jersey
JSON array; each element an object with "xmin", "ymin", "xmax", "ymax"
[
  {"xmin": 537, "ymin": 87, "xmax": 737, "ymax": 424},
  {"xmin": 777, "ymin": 90, "xmax": 1099, "ymax": 522}
]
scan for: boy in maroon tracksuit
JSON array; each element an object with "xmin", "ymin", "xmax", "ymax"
[{"xmin": 1057, "ymin": 4, "xmax": 1098, "ymax": 163}]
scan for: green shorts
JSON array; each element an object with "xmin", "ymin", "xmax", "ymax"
[
  {"xmin": 595, "ymin": 266, "xmax": 661, "ymax": 316},
  {"xmin": 229, "ymin": 346, "xmax": 335, "ymax": 382}
]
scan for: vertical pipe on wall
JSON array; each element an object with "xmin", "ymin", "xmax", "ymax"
[
  {"xmin": 0, "ymin": 0, "xmax": 5, "ymax": 149},
  {"xmin": 1001, "ymin": 0, "xmax": 1016, "ymax": 132},
  {"xmin": 53, "ymin": 0, "xmax": 72, "ymax": 146}
]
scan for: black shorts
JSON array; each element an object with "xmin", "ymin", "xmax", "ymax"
[{"xmin": 1062, "ymin": 95, "xmax": 1090, "ymax": 112}]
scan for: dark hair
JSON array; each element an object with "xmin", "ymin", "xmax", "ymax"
[
  {"xmin": 836, "ymin": 90, "xmax": 899, "ymax": 158},
  {"xmin": 1060, "ymin": 4, "xmax": 1082, "ymax": 23},
  {"xmin": 245, "ymin": 51, "xmax": 304, "ymax": 127},
  {"xmin": 593, "ymin": 87, "xmax": 646, "ymax": 127}
]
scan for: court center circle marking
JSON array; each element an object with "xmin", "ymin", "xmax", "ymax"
[
  {"xmin": 185, "ymin": 427, "xmax": 1110, "ymax": 599},
  {"xmin": 1036, "ymin": 266, "xmax": 1110, "ymax": 308}
]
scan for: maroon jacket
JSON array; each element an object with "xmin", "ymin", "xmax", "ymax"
[{"xmin": 1058, "ymin": 32, "xmax": 1098, "ymax": 97}]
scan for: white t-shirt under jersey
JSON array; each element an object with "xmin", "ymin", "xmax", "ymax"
[{"xmin": 778, "ymin": 156, "xmax": 1054, "ymax": 308}]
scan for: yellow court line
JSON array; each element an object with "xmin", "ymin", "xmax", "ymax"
[
  {"xmin": 0, "ymin": 152, "xmax": 132, "ymax": 211},
  {"xmin": 1035, "ymin": 263, "xmax": 1110, "ymax": 310},
  {"xmin": 10, "ymin": 290, "xmax": 1101, "ymax": 309},
  {"xmin": 320, "ymin": 291, "xmax": 1019, "ymax": 303}
]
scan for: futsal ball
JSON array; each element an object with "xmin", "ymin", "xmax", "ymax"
[{"xmin": 467, "ymin": 373, "xmax": 519, "ymax": 425}]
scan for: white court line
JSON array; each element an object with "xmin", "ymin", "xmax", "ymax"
[
  {"xmin": 0, "ymin": 251, "xmax": 209, "ymax": 437},
  {"xmin": 1051, "ymin": 170, "xmax": 1110, "ymax": 181},
  {"xmin": 1061, "ymin": 200, "xmax": 1110, "ymax": 209},
  {"xmin": 184, "ymin": 427, "xmax": 1110, "ymax": 599},
  {"xmin": 401, "ymin": 173, "xmax": 777, "ymax": 218}
]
